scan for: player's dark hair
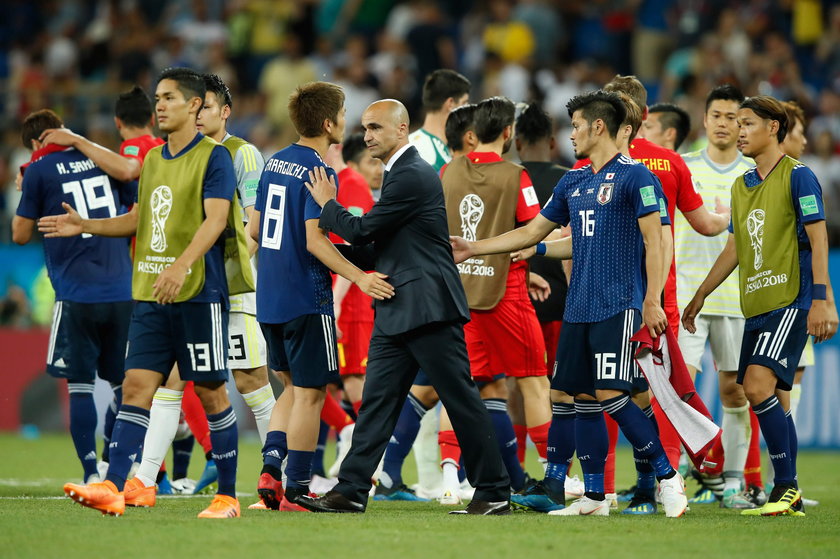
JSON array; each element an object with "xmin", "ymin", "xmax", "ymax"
[
  {"xmin": 515, "ymin": 102, "xmax": 553, "ymax": 145},
  {"xmin": 157, "ymin": 67, "xmax": 206, "ymax": 102},
  {"xmin": 741, "ymin": 96, "xmax": 788, "ymax": 143},
  {"xmin": 782, "ymin": 100, "xmax": 806, "ymax": 138},
  {"xmin": 422, "ymin": 69, "xmax": 471, "ymax": 112},
  {"xmin": 605, "ymin": 75, "xmax": 647, "ymax": 112},
  {"xmin": 342, "ymin": 132, "xmax": 367, "ymax": 164},
  {"xmin": 115, "ymin": 86, "xmax": 153, "ymax": 128},
  {"xmin": 566, "ymin": 90, "xmax": 626, "ymax": 139},
  {"xmin": 649, "ymin": 103, "xmax": 691, "ymax": 150},
  {"xmin": 445, "ymin": 103, "xmax": 477, "ymax": 152},
  {"xmin": 203, "ymin": 73, "xmax": 232, "ymax": 108},
  {"xmin": 704, "ymin": 84, "xmax": 744, "ymax": 112},
  {"xmin": 474, "ymin": 96, "xmax": 515, "ymax": 144},
  {"xmin": 617, "ymin": 92, "xmax": 643, "ymax": 141},
  {"xmin": 21, "ymin": 109, "xmax": 64, "ymax": 148},
  {"xmin": 289, "ymin": 82, "xmax": 345, "ymax": 138}
]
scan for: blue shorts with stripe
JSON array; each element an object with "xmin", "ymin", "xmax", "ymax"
[
  {"xmin": 738, "ymin": 306, "xmax": 808, "ymax": 391},
  {"xmin": 261, "ymin": 313, "xmax": 340, "ymax": 388},
  {"xmin": 125, "ymin": 301, "xmax": 230, "ymax": 383},
  {"xmin": 551, "ymin": 309, "xmax": 644, "ymax": 397},
  {"xmin": 46, "ymin": 300, "xmax": 132, "ymax": 384}
]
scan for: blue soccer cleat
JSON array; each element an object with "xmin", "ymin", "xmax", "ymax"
[
  {"xmin": 621, "ymin": 495, "xmax": 657, "ymax": 515},
  {"xmin": 372, "ymin": 483, "xmax": 429, "ymax": 501},
  {"xmin": 192, "ymin": 459, "xmax": 218, "ymax": 495},
  {"xmin": 510, "ymin": 482, "xmax": 565, "ymax": 513},
  {"xmin": 157, "ymin": 472, "xmax": 174, "ymax": 495}
]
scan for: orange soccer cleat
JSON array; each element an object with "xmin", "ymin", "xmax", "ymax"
[
  {"xmin": 123, "ymin": 477, "xmax": 156, "ymax": 507},
  {"xmin": 197, "ymin": 494, "xmax": 241, "ymax": 518},
  {"xmin": 64, "ymin": 480, "xmax": 125, "ymax": 516}
]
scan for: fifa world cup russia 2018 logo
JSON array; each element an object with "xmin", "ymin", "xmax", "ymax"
[
  {"xmin": 459, "ymin": 194, "xmax": 484, "ymax": 242},
  {"xmin": 746, "ymin": 208, "xmax": 765, "ymax": 270},
  {"xmin": 150, "ymin": 185, "xmax": 173, "ymax": 253}
]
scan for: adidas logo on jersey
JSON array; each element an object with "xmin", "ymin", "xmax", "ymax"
[
  {"xmin": 779, "ymin": 358, "xmax": 788, "ymax": 368},
  {"xmin": 53, "ymin": 358, "xmax": 67, "ymax": 368}
]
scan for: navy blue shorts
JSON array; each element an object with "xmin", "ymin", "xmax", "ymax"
[
  {"xmin": 738, "ymin": 307, "xmax": 808, "ymax": 391},
  {"xmin": 125, "ymin": 301, "xmax": 230, "ymax": 383},
  {"xmin": 261, "ymin": 314, "xmax": 340, "ymax": 389},
  {"xmin": 551, "ymin": 309, "xmax": 643, "ymax": 397},
  {"xmin": 46, "ymin": 300, "xmax": 132, "ymax": 384}
]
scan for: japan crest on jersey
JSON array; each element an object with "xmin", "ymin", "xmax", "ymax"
[{"xmin": 597, "ymin": 182, "xmax": 614, "ymax": 205}]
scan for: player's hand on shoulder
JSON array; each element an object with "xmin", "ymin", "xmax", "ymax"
[
  {"xmin": 355, "ymin": 271, "xmax": 394, "ymax": 301},
  {"xmin": 305, "ymin": 166, "xmax": 337, "ymax": 207},
  {"xmin": 153, "ymin": 262, "xmax": 189, "ymax": 304},
  {"xmin": 38, "ymin": 202, "xmax": 84, "ymax": 238},
  {"xmin": 39, "ymin": 127, "xmax": 80, "ymax": 147},
  {"xmin": 808, "ymin": 299, "xmax": 839, "ymax": 343},
  {"xmin": 450, "ymin": 236, "xmax": 473, "ymax": 264},
  {"xmin": 642, "ymin": 297, "xmax": 668, "ymax": 337},
  {"xmin": 511, "ymin": 245, "xmax": 536, "ymax": 262}
]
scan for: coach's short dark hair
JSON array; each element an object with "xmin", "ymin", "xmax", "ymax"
[
  {"xmin": 515, "ymin": 102, "xmax": 553, "ymax": 145},
  {"xmin": 342, "ymin": 132, "xmax": 367, "ymax": 164},
  {"xmin": 705, "ymin": 84, "xmax": 744, "ymax": 112},
  {"xmin": 649, "ymin": 103, "xmax": 691, "ymax": 150},
  {"xmin": 158, "ymin": 67, "xmax": 206, "ymax": 102},
  {"xmin": 741, "ymin": 96, "xmax": 788, "ymax": 143},
  {"xmin": 474, "ymin": 97, "xmax": 515, "ymax": 144},
  {"xmin": 422, "ymin": 69, "xmax": 471, "ymax": 112},
  {"xmin": 115, "ymin": 86, "xmax": 153, "ymax": 128},
  {"xmin": 289, "ymin": 82, "xmax": 345, "ymax": 138},
  {"xmin": 445, "ymin": 104, "xmax": 477, "ymax": 152},
  {"xmin": 21, "ymin": 109, "xmax": 63, "ymax": 148},
  {"xmin": 203, "ymin": 73, "xmax": 232, "ymax": 108},
  {"xmin": 605, "ymin": 75, "xmax": 647, "ymax": 112},
  {"xmin": 566, "ymin": 90, "xmax": 626, "ymax": 139}
]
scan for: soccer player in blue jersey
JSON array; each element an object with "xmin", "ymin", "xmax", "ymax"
[
  {"xmin": 452, "ymin": 90, "xmax": 688, "ymax": 518},
  {"xmin": 13, "ymin": 109, "xmax": 133, "ymax": 485},
  {"xmin": 42, "ymin": 67, "xmax": 243, "ymax": 519},
  {"xmin": 683, "ymin": 96, "xmax": 838, "ymax": 516},
  {"xmin": 251, "ymin": 81, "xmax": 394, "ymax": 511}
]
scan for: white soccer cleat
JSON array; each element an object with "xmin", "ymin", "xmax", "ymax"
[
  {"xmin": 548, "ymin": 496, "xmax": 609, "ymax": 516},
  {"xmin": 171, "ymin": 477, "xmax": 197, "ymax": 494},
  {"xmin": 96, "ymin": 460, "xmax": 109, "ymax": 481},
  {"xmin": 439, "ymin": 490, "xmax": 462, "ymax": 505},
  {"xmin": 658, "ymin": 472, "xmax": 688, "ymax": 518},
  {"xmin": 564, "ymin": 475, "xmax": 585, "ymax": 499},
  {"xmin": 85, "ymin": 473, "xmax": 102, "ymax": 485},
  {"xmin": 328, "ymin": 423, "xmax": 355, "ymax": 479}
]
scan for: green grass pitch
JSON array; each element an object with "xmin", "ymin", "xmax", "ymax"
[{"xmin": 1, "ymin": 433, "xmax": 838, "ymax": 559}]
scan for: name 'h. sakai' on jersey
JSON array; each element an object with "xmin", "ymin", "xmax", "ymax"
[{"xmin": 540, "ymin": 153, "xmax": 669, "ymax": 323}]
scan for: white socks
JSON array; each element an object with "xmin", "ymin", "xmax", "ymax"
[
  {"xmin": 441, "ymin": 459, "xmax": 460, "ymax": 494},
  {"xmin": 241, "ymin": 384, "xmax": 275, "ymax": 445},
  {"xmin": 721, "ymin": 403, "xmax": 751, "ymax": 491},
  {"xmin": 135, "ymin": 388, "xmax": 183, "ymax": 488}
]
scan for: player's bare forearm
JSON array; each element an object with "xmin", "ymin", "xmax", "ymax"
[
  {"xmin": 661, "ymin": 225, "xmax": 673, "ymax": 292},
  {"xmin": 544, "ymin": 237, "xmax": 573, "ymax": 259},
  {"xmin": 805, "ymin": 220, "xmax": 831, "ymax": 292},
  {"xmin": 684, "ymin": 205, "xmax": 729, "ymax": 237},
  {"xmin": 42, "ymin": 129, "xmax": 141, "ymax": 182},
  {"xmin": 243, "ymin": 206, "xmax": 259, "ymax": 255},
  {"xmin": 457, "ymin": 214, "xmax": 557, "ymax": 262},
  {"xmin": 804, "ymin": 220, "xmax": 838, "ymax": 342},
  {"xmin": 695, "ymin": 233, "xmax": 738, "ymax": 299},
  {"xmin": 11, "ymin": 216, "xmax": 35, "ymax": 245},
  {"xmin": 249, "ymin": 210, "xmax": 261, "ymax": 243},
  {"xmin": 639, "ymin": 213, "xmax": 664, "ymax": 301},
  {"xmin": 83, "ymin": 206, "xmax": 139, "ymax": 237}
]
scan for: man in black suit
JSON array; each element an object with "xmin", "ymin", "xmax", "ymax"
[{"xmin": 300, "ymin": 99, "xmax": 511, "ymax": 515}]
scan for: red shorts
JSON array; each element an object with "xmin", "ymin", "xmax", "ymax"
[
  {"xmin": 337, "ymin": 320, "xmax": 373, "ymax": 376},
  {"xmin": 540, "ymin": 320, "xmax": 562, "ymax": 376},
  {"xmin": 465, "ymin": 295, "xmax": 546, "ymax": 382}
]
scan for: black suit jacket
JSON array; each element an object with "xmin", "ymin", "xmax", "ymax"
[{"xmin": 320, "ymin": 145, "xmax": 469, "ymax": 336}]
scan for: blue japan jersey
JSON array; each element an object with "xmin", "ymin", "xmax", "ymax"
[
  {"xmin": 729, "ymin": 162, "xmax": 826, "ymax": 330},
  {"xmin": 541, "ymin": 154, "xmax": 669, "ymax": 323},
  {"xmin": 255, "ymin": 144, "xmax": 337, "ymax": 324},
  {"xmin": 16, "ymin": 148, "xmax": 133, "ymax": 303}
]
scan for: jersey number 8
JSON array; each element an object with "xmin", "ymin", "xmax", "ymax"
[{"xmin": 261, "ymin": 183, "xmax": 287, "ymax": 250}]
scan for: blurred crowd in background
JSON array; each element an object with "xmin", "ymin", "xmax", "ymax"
[{"xmin": 1, "ymin": 0, "xmax": 840, "ymax": 325}]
